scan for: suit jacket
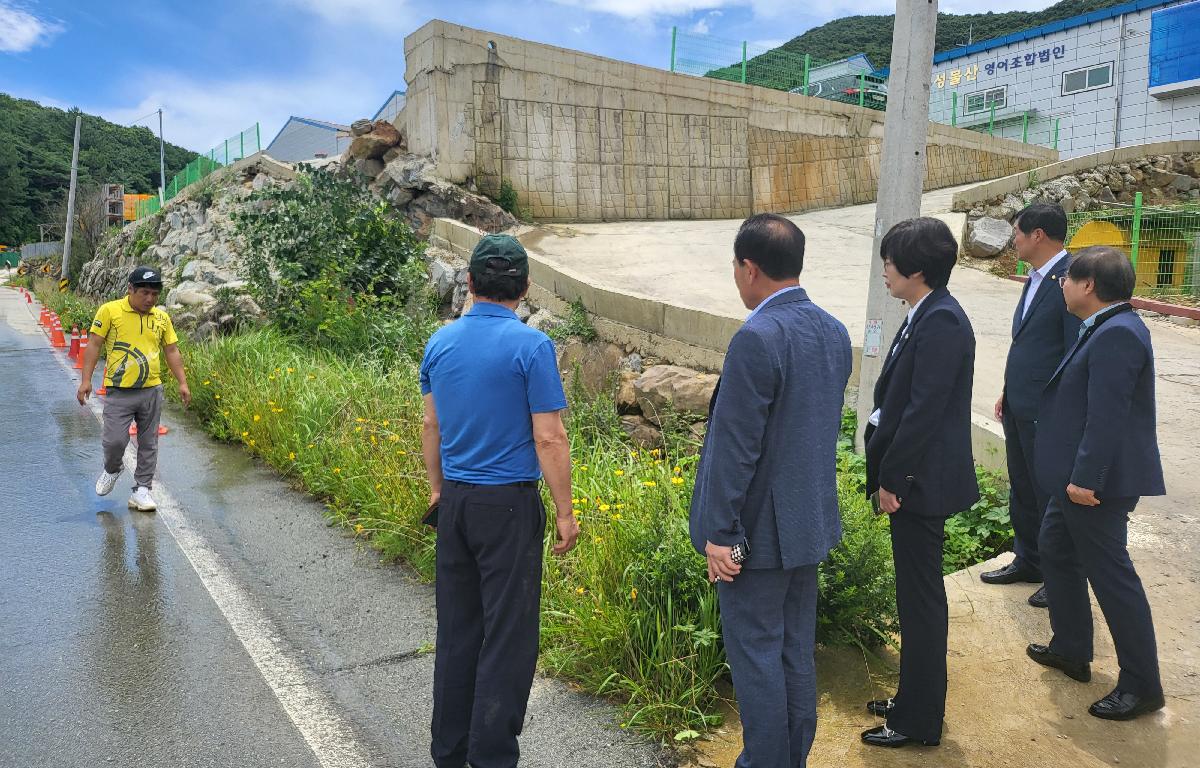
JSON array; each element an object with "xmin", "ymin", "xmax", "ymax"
[
  {"xmin": 1034, "ymin": 305, "xmax": 1165, "ymax": 499},
  {"xmin": 865, "ymin": 287, "xmax": 980, "ymax": 518},
  {"xmin": 1004, "ymin": 256, "xmax": 1082, "ymax": 422},
  {"xmin": 689, "ymin": 288, "xmax": 853, "ymax": 569}
]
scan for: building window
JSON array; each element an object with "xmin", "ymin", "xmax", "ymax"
[
  {"xmin": 1062, "ymin": 62, "xmax": 1113, "ymax": 95},
  {"xmin": 965, "ymin": 86, "xmax": 1007, "ymax": 115}
]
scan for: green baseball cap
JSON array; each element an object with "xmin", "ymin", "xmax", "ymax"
[{"xmin": 470, "ymin": 234, "xmax": 528, "ymax": 278}]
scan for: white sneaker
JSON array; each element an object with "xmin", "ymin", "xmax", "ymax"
[
  {"xmin": 96, "ymin": 469, "xmax": 122, "ymax": 496},
  {"xmin": 128, "ymin": 487, "xmax": 158, "ymax": 512}
]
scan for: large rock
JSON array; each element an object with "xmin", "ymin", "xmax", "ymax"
[
  {"xmin": 350, "ymin": 118, "xmax": 374, "ymax": 137},
  {"xmin": 347, "ymin": 120, "xmax": 402, "ymax": 161},
  {"xmin": 407, "ymin": 180, "xmax": 516, "ymax": 238},
  {"xmin": 165, "ymin": 280, "xmax": 216, "ymax": 308},
  {"xmin": 620, "ymin": 415, "xmax": 663, "ymax": 449},
  {"xmin": 428, "ymin": 257, "xmax": 461, "ymax": 302},
  {"xmin": 633, "ymin": 365, "xmax": 718, "ymax": 423},
  {"xmin": 557, "ymin": 340, "xmax": 625, "ymax": 397},
  {"xmin": 616, "ymin": 370, "xmax": 639, "ymax": 414},
  {"xmin": 967, "ymin": 217, "xmax": 1013, "ymax": 258}
]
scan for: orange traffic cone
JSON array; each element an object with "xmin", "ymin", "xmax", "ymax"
[
  {"xmin": 38, "ymin": 307, "xmax": 48, "ymax": 326},
  {"xmin": 67, "ymin": 326, "xmax": 81, "ymax": 360},
  {"xmin": 96, "ymin": 366, "xmax": 108, "ymax": 396},
  {"xmin": 73, "ymin": 331, "xmax": 86, "ymax": 369},
  {"xmin": 24, "ymin": 289, "xmax": 32, "ymax": 304},
  {"xmin": 50, "ymin": 320, "xmax": 66, "ymax": 348}
]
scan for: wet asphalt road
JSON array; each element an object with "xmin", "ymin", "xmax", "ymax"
[{"xmin": 0, "ymin": 289, "xmax": 663, "ymax": 768}]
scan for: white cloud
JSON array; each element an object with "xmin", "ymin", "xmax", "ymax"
[
  {"xmin": 0, "ymin": 1, "xmax": 63, "ymax": 53},
  {"xmin": 550, "ymin": 0, "xmax": 732, "ymax": 18},
  {"xmin": 690, "ymin": 18, "xmax": 709, "ymax": 34},
  {"xmin": 278, "ymin": 0, "xmax": 415, "ymax": 29},
  {"xmin": 91, "ymin": 71, "xmax": 385, "ymax": 154}
]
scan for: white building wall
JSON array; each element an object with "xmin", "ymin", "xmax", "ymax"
[
  {"xmin": 266, "ymin": 120, "xmax": 349, "ymax": 163},
  {"xmin": 928, "ymin": 3, "xmax": 1200, "ymax": 158}
]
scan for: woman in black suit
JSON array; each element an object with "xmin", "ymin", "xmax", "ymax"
[{"xmin": 862, "ymin": 217, "xmax": 980, "ymax": 748}]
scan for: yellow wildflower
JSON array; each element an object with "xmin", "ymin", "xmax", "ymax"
[
  {"xmin": 671, "ymin": 477, "xmax": 685, "ymax": 485},
  {"xmin": 286, "ymin": 367, "xmax": 294, "ymax": 374},
  {"xmin": 253, "ymin": 414, "xmax": 261, "ymax": 422},
  {"xmin": 288, "ymin": 452, "xmax": 296, "ymax": 460},
  {"xmin": 222, "ymin": 410, "xmax": 230, "ymax": 417},
  {"xmin": 214, "ymin": 394, "xmax": 221, "ymax": 400},
  {"xmin": 630, "ymin": 588, "xmax": 638, "ymax": 601},
  {"xmin": 650, "ymin": 449, "xmax": 661, "ymax": 456},
  {"xmin": 241, "ymin": 431, "xmax": 249, "ymax": 437},
  {"xmin": 674, "ymin": 466, "xmax": 682, "ymax": 474},
  {"xmin": 611, "ymin": 513, "xmax": 622, "ymax": 520},
  {"xmin": 575, "ymin": 587, "xmax": 585, "ymax": 595},
  {"xmin": 356, "ymin": 418, "xmax": 366, "ymax": 423},
  {"xmin": 307, "ymin": 374, "xmax": 316, "ymax": 381},
  {"xmin": 615, "ymin": 504, "xmax": 625, "ymax": 509},
  {"xmin": 268, "ymin": 401, "xmax": 275, "ymax": 406},
  {"xmin": 354, "ymin": 523, "xmax": 364, "ymax": 533},
  {"xmin": 333, "ymin": 467, "xmax": 341, "ymax": 474},
  {"xmin": 613, "ymin": 469, "xmax": 624, "ymax": 477},
  {"xmin": 202, "ymin": 380, "xmax": 210, "ymax": 385},
  {"xmin": 388, "ymin": 434, "xmax": 399, "ymax": 442},
  {"xmin": 355, "ymin": 426, "xmax": 363, "ymax": 433},
  {"xmin": 594, "ymin": 536, "xmax": 604, "ymax": 544},
  {"xmin": 599, "ymin": 504, "xmax": 610, "ymax": 512},
  {"xmin": 642, "ymin": 481, "xmax": 657, "ymax": 487},
  {"xmin": 579, "ymin": 465, "xmax": 589, "ymax": 472},
  {"xmin": 382, "ymin": 420, "xmax": 389, "ymax": 427},
  {"xmin": 248, "ymin": 439, "xmax": 256, "ymax": 447},
  {"xmin": 307, "ymin": 443, "xmax": 315, "ymax": 449}
]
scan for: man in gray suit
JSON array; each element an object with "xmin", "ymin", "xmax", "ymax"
[{"xmin": 690, "ymin": 214, "xmax": 853, "ymax": 768}]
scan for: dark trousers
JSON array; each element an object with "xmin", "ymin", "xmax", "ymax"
[
  {"xmin": 887, "ymin": 512, "xmax": 948, "ymax": 743},
  {"xmin": 717, "ymin": 565, "xmax": 819, "ymax": 768},
  {"xmin": 1002, "ymin": 410, "xmax": 1046, "ymax": 575},
  {"xmin": 431, "ymin": 481, "xmax": 546, "ymax": 768},
  {"xmin": 1040, "ymin": 495, "xmax": 1162, "ymax": 698}
]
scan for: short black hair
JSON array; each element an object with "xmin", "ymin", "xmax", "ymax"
[
  {"xmin": 1067, "ymin": 246, "xmax": 1135, "ymax": 302},
  {"xmin": 879, "ymin": 217, "xmax": 958, "ymax": 290},
  {"xmin": 733, "ymin": 213, "xmax": 804, "ymax": 279},
  {"xmin": 1013, "ymin": 203, "xmax": 1068, "ymax": 242},
  {"xmin": 471, "ymin": 257, "xmax": 529, "ymax": 301}
]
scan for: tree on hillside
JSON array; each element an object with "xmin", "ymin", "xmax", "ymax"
[{"xmin": 0, "ymin": 93, "xmax": 197, "ymax": 246}]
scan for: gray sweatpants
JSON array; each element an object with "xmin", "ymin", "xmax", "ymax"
[{"xmin": 102, "ymin": 386, "xmax": 164, "ymax": 489}]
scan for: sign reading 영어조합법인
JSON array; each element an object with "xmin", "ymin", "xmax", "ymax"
[{"xmin": 935, "ymin": 45, "xmax": 1068, "ymax": 88}]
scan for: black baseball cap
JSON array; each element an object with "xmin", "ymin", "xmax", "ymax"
[
  {"xmin": 128, "ymin": 265, "xmax": 164, "ymax": 287},
  {"xmin": 469, "ymin": 234, "xmax": 528, "ymax": 279}
]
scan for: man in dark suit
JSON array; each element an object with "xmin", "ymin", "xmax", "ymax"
[
  {"xmin": 690, "ymin": 214, "xmax": 852, "ymax": 768},
  {"xmin": 862, "ymin": 217, "xmax": 979, "ymax": 749},
  {"xmin": 1026, "ymin": 246, "xmax": 1166, "ymax": 721},
  {"xmin": 982, "ymin": 203, "xmax": 1082, "ymax": 608}
]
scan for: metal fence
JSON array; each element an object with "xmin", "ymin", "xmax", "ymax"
[
  {"xmin": 668, "ymin": 28, "xmax": 887, "ymax": 111},
  {"xmin": 928, "ymin": 84, "xmax": 1066, "ymax": 150},
  {"xmin": 1064, "ymin": 194, "xmax": 1200, "ymax": 298},
  {"xmin": 133, "ymin": 123, "xmax": 261, "ymax": 220}
]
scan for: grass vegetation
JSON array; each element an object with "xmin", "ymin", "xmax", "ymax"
[{"xmin": 29, "ymin": 164, "xmax": 1013, "ymax": 741}]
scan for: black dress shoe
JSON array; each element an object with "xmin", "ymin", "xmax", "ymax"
[
  {"xmin": 1089, "ymin": 688, "xmax": 1166, "ymax": 721},
  {"xmin": 1028, "ymin": 585, "xmax": 1049, "ymax": 608},
  {"xmin": 860, "ymin": 725, "xmax": 939, "ymax": 748},
  {"xmin": 981, "ymin": 561, "xmax": 1043, "ymax": 585},
  {"xmin": 1027, "ymin": 643, "xmax": 1091, "ymax": 682},
  {"xmin": 866, "ymin": 698, "xmax": 894, "ymax": 716}
]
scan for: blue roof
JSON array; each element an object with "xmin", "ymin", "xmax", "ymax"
[
  {"xmin": 371, "ymin": 90, "xmax": 407, "ymax": 121},
  {"xmin": 933, "ymin": 0, "xmax": 1181, "ymax": 64},
  {"xmin": 266, "ymin": 116, "xmax": 350, "ymax": 153}
]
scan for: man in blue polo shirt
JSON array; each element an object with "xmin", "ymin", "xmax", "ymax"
[{"xmin": 420, "ymin": 233, "xmax": 579, "ymax": 768}]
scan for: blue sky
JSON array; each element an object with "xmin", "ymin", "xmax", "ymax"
[{"xmin": 1, "ymin": 0, "xmax": 1052, "ymax": 153}]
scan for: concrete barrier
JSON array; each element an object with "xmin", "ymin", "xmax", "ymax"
[{"xmin": 950, "ymin": 139, "xmax": 1200, "ymax": 211}]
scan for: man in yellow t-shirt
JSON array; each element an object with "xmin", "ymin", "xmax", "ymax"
[{"xmin": 77, "ymin": 266, "xmax": 191, "ymax": 512}]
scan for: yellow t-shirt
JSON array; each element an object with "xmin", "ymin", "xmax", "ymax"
[{"xmin": 91, "ymin": 298, "xmax": 179, "ymax": 388}]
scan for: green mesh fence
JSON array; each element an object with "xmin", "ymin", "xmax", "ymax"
[
  {"xmin": 1065, "ymin": 195, "xmax": 1200, "ymax": 298},
  {"xmin": 928, "ymin": 82, "xmax": 1065, "ymax": 150},
  {"xmin": 134, "ymin": 123, "xmax": 261, "ymax": 220},
  {"xmin": 669, "ymin": 28, "xmax": 887, "ymax": 111}
]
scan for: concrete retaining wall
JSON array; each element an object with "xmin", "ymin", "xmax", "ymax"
[
  {"xmin": 950, "ymin": 139, "xmax": 1200, "ymax": 211},
  {"xmin": 403, "ymin": 20, "xmax": 1056, "ymax": 223}
]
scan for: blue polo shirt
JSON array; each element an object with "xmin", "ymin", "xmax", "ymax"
[{"xmin": 419, "ymin": 302, "xmax": 567, "ymax": 484}]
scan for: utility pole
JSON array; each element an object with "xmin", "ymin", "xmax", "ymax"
[
  {"xmin": 60, "ymin": 115, "xmax": 81, "ymax": 291},
  {"xmin": 855, "ymin": 0, "xmax": 940, "ymax": 445},
  {"xmin": 158, "ymin": 108, "xmax": 167, "ymax": 203}
]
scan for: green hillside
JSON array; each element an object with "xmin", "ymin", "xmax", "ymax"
[
  {"xmin": 0, "ymin": 93, "xmax": 197, "ymax": 246},
  {"xmin": 707, "ymin": 0, "xmax": 1131, "ymax": 89}
]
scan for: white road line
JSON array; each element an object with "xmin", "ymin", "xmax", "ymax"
[{"xmin": 22, "ymin": 293, "xmax": 374, "ymax": 768}]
